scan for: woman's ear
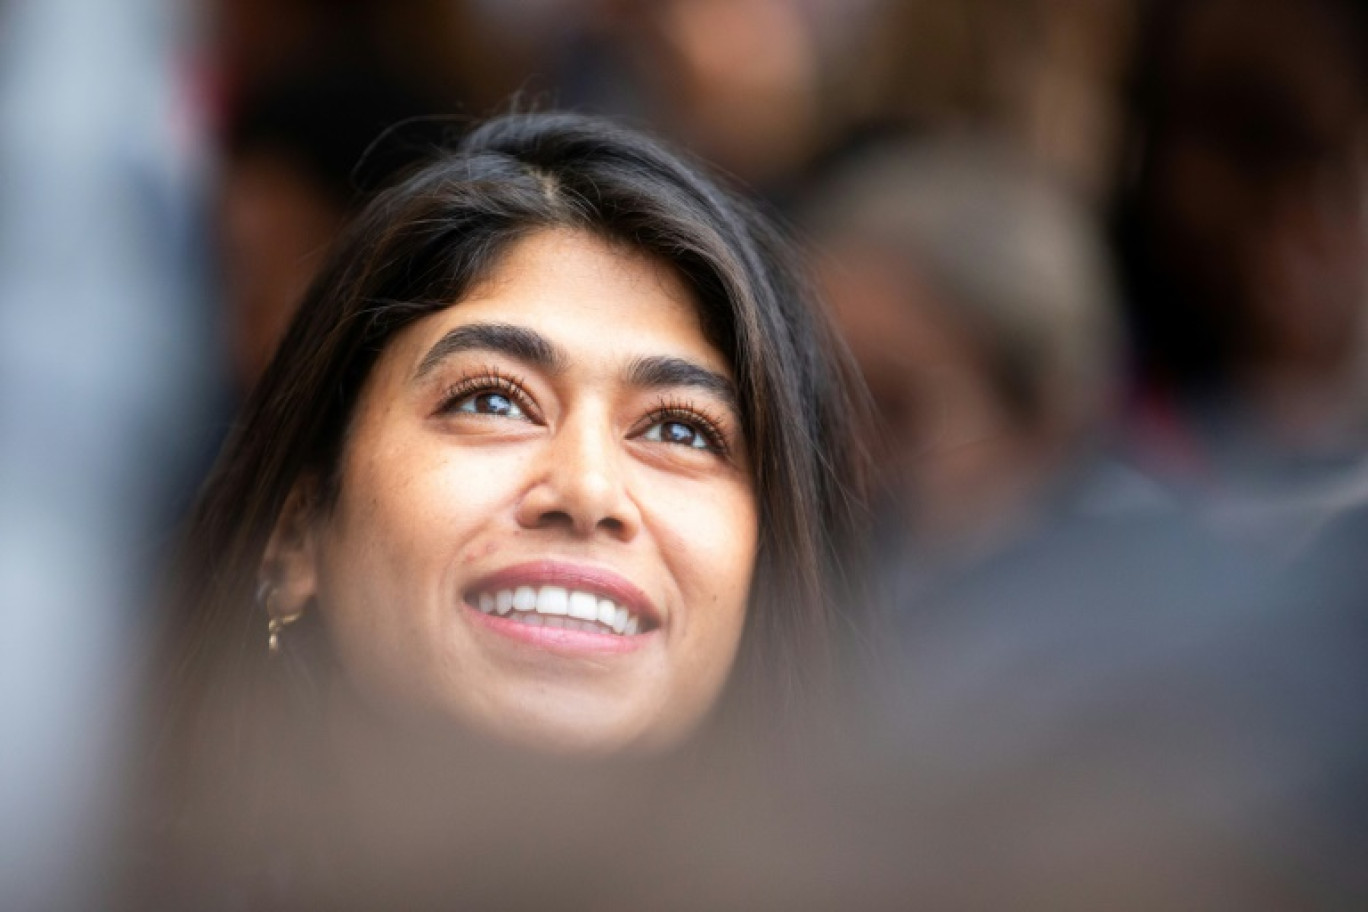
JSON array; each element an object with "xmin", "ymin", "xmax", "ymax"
[{"xmin": 259, "ymin": 478, "xmax": 323, "ymax": 621}]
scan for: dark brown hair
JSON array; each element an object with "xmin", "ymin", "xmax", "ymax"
[{"xmin": 161, "ymin": 110, "xmax": 868, "ymax": 759}]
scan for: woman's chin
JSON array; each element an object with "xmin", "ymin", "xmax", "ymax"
[
  {"xmin": 341, "ymin": 679, "xmax": 691, "ymax": 759},
  {"xmin": 453, "ymin": 696, "xmax": 694, "ymax": 758}
]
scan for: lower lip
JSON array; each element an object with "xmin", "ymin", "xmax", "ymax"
[{"xmin": 465, "ymin": 602, "xmax": 652, "ymax": 655}]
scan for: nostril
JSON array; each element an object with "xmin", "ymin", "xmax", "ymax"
[
  {"xmin": 534, "ymin": 509, "xmax": 575, "ymax": 529},
  {"xmin": 528, "ymin": 509, "xmax": 629, "ymax": 538}
]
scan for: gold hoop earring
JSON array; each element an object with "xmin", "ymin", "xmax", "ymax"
[{"xmin": 258, "ymin": 580, "xmax": 304, "ymax": 654}]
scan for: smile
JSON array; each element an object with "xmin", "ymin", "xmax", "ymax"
[
  {"xmin": 462, "ymin": 560, "xmax": 660, "ymax": 643},
  {"xmin": 473, "ymin": 585, "xmax": 642, "ymax": 636}
]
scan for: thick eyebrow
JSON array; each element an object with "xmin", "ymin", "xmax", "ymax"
[
  {"xmin": 625, "ymin": 355, "xmax": 740, "ymax": 417},
  {"xmin": 414, "ymin": 322, "xmax": 563, "ymax": 380}
]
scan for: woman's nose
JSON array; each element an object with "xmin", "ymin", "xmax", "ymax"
[{"xmin": 515, "ymin": 409, "xmax": 641, "ymax": 541}]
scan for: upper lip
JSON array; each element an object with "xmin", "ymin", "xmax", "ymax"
[{"xmin": 463, "ymin": 560, "xmax": 661, "ymax": 627}]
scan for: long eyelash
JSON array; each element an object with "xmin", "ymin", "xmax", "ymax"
[
  {"xmin": 645, "ymin": 397, "xmax": 730, "ymax": 455},
  {"xmin": 435, "ymin": 366, "xmax": 532, "ymax": 416}
]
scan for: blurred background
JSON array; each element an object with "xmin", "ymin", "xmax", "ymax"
[{"xmin": 2, "ymin": 0, "xmax": 1366, "ymax": 907}]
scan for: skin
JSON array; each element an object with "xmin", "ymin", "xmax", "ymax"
[{"xmin": 266, "ymin": 229, "xmax": 758, "ymax": 754}]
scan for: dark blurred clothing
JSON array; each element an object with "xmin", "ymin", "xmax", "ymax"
[{"xmin": 864, "ymin": 468, "xmax": 1368, "ymax": 907}]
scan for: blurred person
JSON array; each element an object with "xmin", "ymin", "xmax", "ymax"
[
  {"xmin": 783, "ymin": 26, "xmax": 1365, "ymax": 900},
  {"xmin": 125, "ymin": 111, "xmax": 869, "ymax": 906},
  {"xmin": 219, "ymin": 62, "xmax": 447, "ymax": 389},
  {"xmin": 1113, "ymin": 0, "xmax": 1368, "ymax": 551},
  {"xmin": 549, "ymin": 0, "xmax": 830, "ymax": 198},
  {"xmin": 804, "ymin": 137, "xmax": 1122, "ymax": 573},
  {"xmin": 838, "ymin": 0, "xmax": 1134, "ymax": 197},
  {"xmin": 841, "ymin": 0, "xmax": 1039, "ymax": 133},
  {"xmin": 799, "ymin": 136, "xmax": 1366, "ymax": 911}
]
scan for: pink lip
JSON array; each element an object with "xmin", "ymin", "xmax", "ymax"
[
  {"xmin": 467, "ymin": 609, "xmax": 651, "ymax": 655},
  {"xmin": 463, "ymin": 560, "xmax": 660, "ymax": 627}
]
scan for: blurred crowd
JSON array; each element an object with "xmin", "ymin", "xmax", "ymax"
[{"xmin": 3, "ymin": 0, "xmax": 1368, "ymax": 907}]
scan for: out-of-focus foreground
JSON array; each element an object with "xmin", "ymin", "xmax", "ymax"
[{"xmin": 2, "ymin": 0, "xmax": 1366, "ymax": 908}]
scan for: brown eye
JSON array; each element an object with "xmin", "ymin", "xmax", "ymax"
[
  {"xmin": 448, "ymin": 390, "xmax": 528, "ymax": 420},
  {"xmin": 643, "ymin": 417, "xmax": 713, "ymax": 451},
  {"xmin": 435, "ymin": 367, "xmax": 540, "ymax": 423}
]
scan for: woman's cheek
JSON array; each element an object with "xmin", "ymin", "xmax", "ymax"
[
  {"xmin": 426, "ymin": 443, "xmax": 534, "ymax": 509},
  {"xmin": 642, "ymin": 469, "xmax": 757, "ymax": 618}
]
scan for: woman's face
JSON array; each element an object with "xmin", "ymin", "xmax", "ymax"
[{"xmin": 286, "ymin": 229, "xmax": 757, "ymax": 753}]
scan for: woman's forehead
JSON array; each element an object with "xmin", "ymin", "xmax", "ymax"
[
  {"xmin": 398, "ymin": 229, "xmax": 730, "ymax": 378},
  {"xmin": 340, "ymin": 229, "xmax": 740, "ymax": 416}
]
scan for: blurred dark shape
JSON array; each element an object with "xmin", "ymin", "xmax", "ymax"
[
  {"xmin": 1113, "ymin": 0, "xmax": 1368, "ymax": 532},
  {"xmin": 218, "ymin": 63, "xmax": 450, "ymax": 388},
  {"xmin": 803, "ymin": 136, "xmax": 1123, "ymax": 569},
  {"xmin": 839, "ymin": 0, "xmax": 1134, "ymax": 196},
  {"xmin": 548, "ymin": 0, "xmax": 828, "ymax": 196},
  {"xmin": 215, "ymin": 0, "xmax": 518, "ymax": 115},
  {"xmin": 858, "ymin": 500, "xmax": 1368, "ymax": 909}
]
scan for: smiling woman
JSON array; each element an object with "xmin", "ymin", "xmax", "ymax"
[
  {"xmin": 288, "ymin": 230, "xmax": 759, "ymax": 751},
  {"xmin": 152, "ymin": 110, "xmax": 870, "ymax": 783}
]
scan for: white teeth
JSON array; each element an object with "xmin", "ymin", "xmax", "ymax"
[
  {"xmin": 568, "ymin": 591, "xmax": 598, "ymax": 621},
  {"xmin": 537, "ymin": 586, "xmax": 569, "ymax": 616},
  {"xmin": 475, "ymin": 586, "xmax": 645, "ymax": 635}
]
